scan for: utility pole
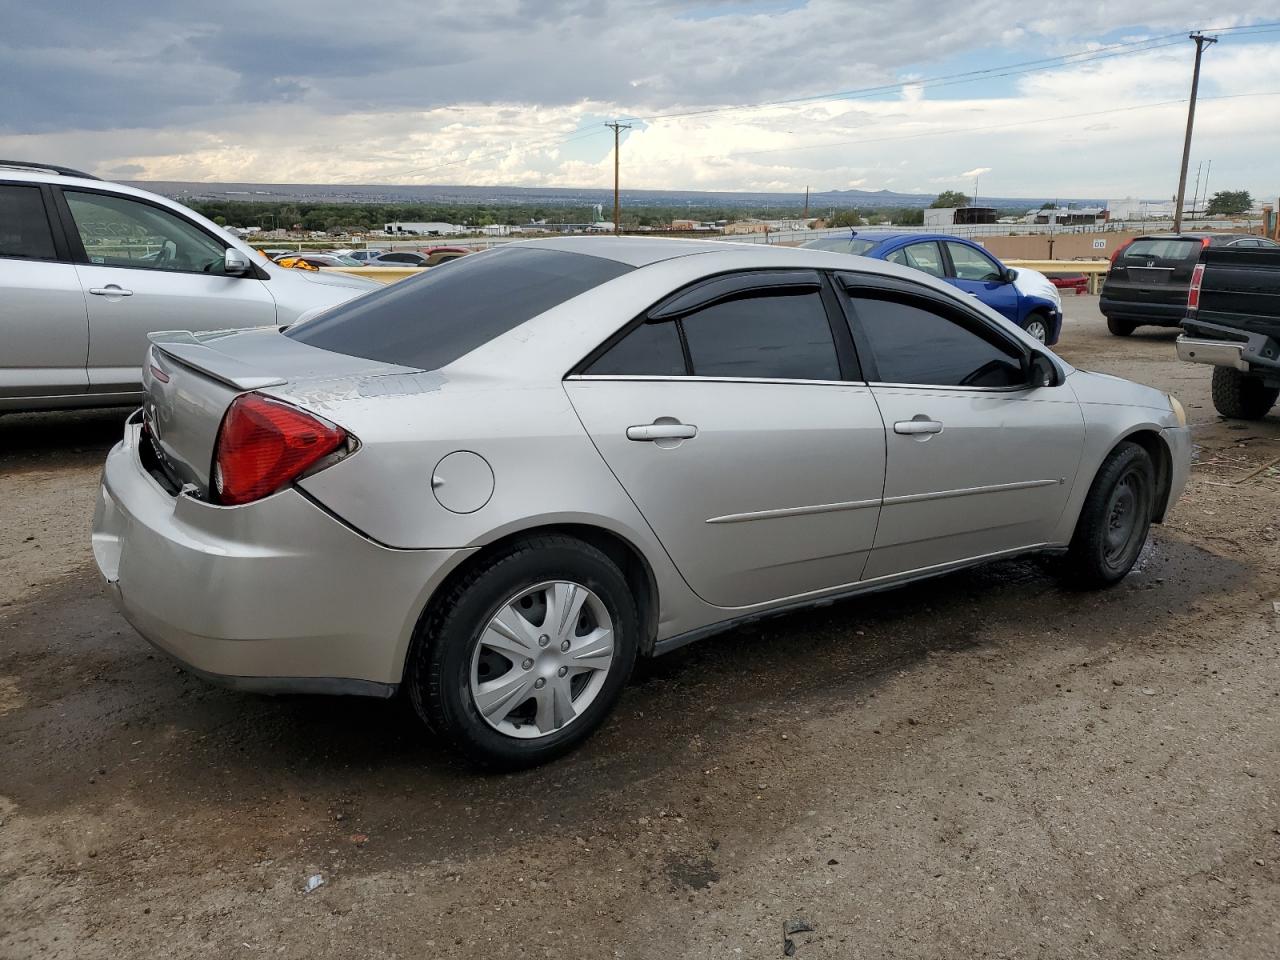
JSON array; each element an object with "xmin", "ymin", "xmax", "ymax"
[
  {"xmin": 1200, "ymin": 159, "xmax": 1213, "ymax": 220},
  {"xmin": 1190, "ymin": 161, "xmax": 1203, "ymax": 219},
  {"xmin": 1173, "ymin": 32, "xmax": 1217, "ymax": 233},
  {"xmin": 803, "ymin": 185, "xmax": 809, "ymax": 221},
  {"xmin": 605, "ymin": 121, "xmax": 632, "ymax": 236}
]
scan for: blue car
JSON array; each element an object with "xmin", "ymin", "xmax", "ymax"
[{"xmin": 802, "ymin": 231, "xmax": 1063, "ymax": 345}]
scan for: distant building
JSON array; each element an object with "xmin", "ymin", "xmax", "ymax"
[
  {"xmin": 1026, "ymin": 206, "xmax": 1106, "ymax": 226},
  {"xmin": 924, "ymin": 206, "xmax": 997, "ymax": 227},
  {"xmin": 1106, "ymin": 199, "xmax": 1175, "ymax": 221},
  {"xmin": 385, "ymin": 221, "xmax": 462, "ymax": 236}
]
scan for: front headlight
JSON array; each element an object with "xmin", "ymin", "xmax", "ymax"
[{"xmin": 1168, "ymin": 394, "xmax": 1187, "ymax": 427}]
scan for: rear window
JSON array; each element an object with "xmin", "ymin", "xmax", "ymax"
[
  {"xmin": 285, "ymin": 246, "xmax": 632, "ymax": 369},
  {"xmin": 1124, "ymin": 239, "xmax": 1201, "ymax": 261},
  {"xmin": 803, "ymin": 237, "xmax": 878, "ymax": 255}
]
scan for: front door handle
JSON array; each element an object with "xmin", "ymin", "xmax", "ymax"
[
  {"xmin": 626, "ymin": 422, "xmax": 697, "ymax": 441},
  {"xmin": 89, "ymin": 285, "xmax": 134, "ymax": 297},
  {"xmin": 894, "ymin": 419, "xmax": 943, "ymax": 435}
]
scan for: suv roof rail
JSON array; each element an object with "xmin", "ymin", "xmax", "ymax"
[{"xmin": 0, "ymin": 159, "xmax": 102, "ymax": 180}]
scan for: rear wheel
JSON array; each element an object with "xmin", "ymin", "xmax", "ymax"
[
  {"xmin": 1061, "ymin": 441, "xmax": 1154, "ymax": 588},
  {"xmin": 407, "ymin": 535, "xmax": 639, "ymax": 769},
  {"xmin": 1107, "ymin": 317, "xmax": 1136, "ymax": 337},
  {"xmin": 1211, "ymin": 367, "xmax": 1279, "ymax": 420}
]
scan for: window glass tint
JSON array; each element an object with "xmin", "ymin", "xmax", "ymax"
[
  {"xmin": 286, "ymin": 246, "xmax": 632, "ymax": 370},
  {"xmin": 0, "ymin": 185, "xmax": 57, "ymax": 260},
  {"xmin": 803, "ymin": 237, "xmax": 877, "ymax": 255},
  {"xmin": 65, "ymin": 191, "xmax": 228, "ymax": 273},
  {"xmin": 944, "ymin": 241, "xmax": 1003, "ymax": 281},
  {"xmin": 886, "ymin": 242, "xmax": 944, "ymax": 278},
  {"xmin": 681, "ymin": 290, "xmax": 840, "ymax": 380},
  {"xmin": 1124, "ymin": 239, "xmax": 1200, "ymax": 261},
  {"xmin": 850, "ymin": 292, "xmax": 1024, "ymax": 387},
  {"xmin": 586, "ymin": 321, "xmax": 687, "ymax": 376}
]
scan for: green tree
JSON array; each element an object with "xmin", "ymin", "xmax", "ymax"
[
  {"xmin": 1205, "ymin": 190, "xmax": 1252, "ymax": 216},
  {"xmin": 213, "ymin": 215, "xmax": 227, "ymax": 226},
  {"xmin": 827, "ymin": 209, "xmax": 863, "ymax": 228},
  {"xmin": 931, "ymin": 190, "xmax": 970, "ymax": 208}
]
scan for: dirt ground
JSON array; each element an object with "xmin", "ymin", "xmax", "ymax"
[{"xmin": 2, "ymin": 295, "xmax": 1278, "ymax": 959}]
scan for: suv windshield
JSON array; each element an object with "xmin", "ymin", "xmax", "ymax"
[{"xmin": 286, "ymin": 246, "xmax": 632, "ymax": 370}]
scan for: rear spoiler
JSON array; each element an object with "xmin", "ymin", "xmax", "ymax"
[{"xmin": 147, "ymin": 331, "xmax": 287, "ymax": 391}]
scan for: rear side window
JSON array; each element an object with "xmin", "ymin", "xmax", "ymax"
[
  {"xmin": 586, "ymin": 321, "xmax": 687, "ymax": 376},
  {"xmin": 1124, "ymin": 239, "xmax": 1200, "ymax": 260},
  {"xmin": 287, "ymin": 246, "xmax": 632, "ymax": 370},
  {"xmin": 886, "ymin": 242, "xmax": 945, "ymax": 278},
  {"xmin": 0, "ymin": 185, "xmax": 57, "ymax": 261},
  {"xmin": 848, "ymin": 291, "xmax": 1025, "ymax": 388},
  {"xmin": 681, "ymin": 290, "xmax": 840, "ymax": 380}
]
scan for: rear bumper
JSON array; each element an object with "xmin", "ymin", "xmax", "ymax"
[
  {"xmin": 1099, "ymin": 296, "xmax": 1185, "ymax": 325},
  {"xmin": 1175, "ymin": 336, "xmax": 1250, "ymax": 371},
  {"xmin": 92, "ymin": 413, "xmax": 470, "ymax": 693}
]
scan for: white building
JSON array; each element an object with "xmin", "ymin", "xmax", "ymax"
[{"xmin": 384, "ymin": 221, "xmax": 462, "ymax": 236}]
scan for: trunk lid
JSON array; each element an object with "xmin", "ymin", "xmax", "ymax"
[{"xmin": 143, "ymin": 327, "xmax": 417, "ymax": 498}]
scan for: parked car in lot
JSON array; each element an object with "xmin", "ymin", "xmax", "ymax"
[
  {"xmin": 272, "ymin": 252, "xmax": 361, "ymax": 269},
  {"xmin": 0, "ymin": 161, "xmax": 379, "ymax": 413},
  {"xmin": 1046, "ymin": 271, "xmax": 1089, "ymax": 296},
  {"xmin": 372, "ymin": 248, "xmax": 469, "ymax": 268},
  {"xmin": 1101, "ymin": 233, "xmax": 1278, "ymax": 336},
  {"xmin": 802, "ymin": 230, "xmax": 1062, "ymax": 343},
  {"xmin": 331, "ymin": 249, "xmax": 386, "ymax": 263},
  {"xmin": 93, "ymin": 237, "xmax": 1190, "ymax": 768},
  {"xmin": 1177, "ymin": 245, "xmax": 1280, "ymax": 419}
]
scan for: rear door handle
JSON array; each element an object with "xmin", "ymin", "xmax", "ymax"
[
  {"xmin": 89, "ymin": 285, "xmax": 134, "ymax": 297},
  {"xmin": 894, "ymin": 419, "xmax": 943, "ymax": 435},
  {"xmin": 626, "ymin": 422, "xmax": 697, "ymax": 441}
]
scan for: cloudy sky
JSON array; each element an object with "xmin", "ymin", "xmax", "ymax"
[{"xmin": 2, "ymin": 1, "xmax": 1278, "ymax": 199}]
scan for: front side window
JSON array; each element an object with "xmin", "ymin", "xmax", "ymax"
[
  {"xmin": 944, "ymin": 241, "xmax": 1003, "ymax": 282},
  {"xmin": 64, "ymin": 191, "xmax": 228, "ymax": 274},
  {"xmin": 848, "ymin": 290, "xmax": 1024, "ymax": 388},
  {"xmin": 681, "ymin": 290, "xmax": 840, "ymax": 380},
  {"xmin": 0, "ymin": 184, "xmax": 57, "ymax": 261},
  {"xmin": 885, "ymin": 242, "xmax": 944, "ymax": 278}
]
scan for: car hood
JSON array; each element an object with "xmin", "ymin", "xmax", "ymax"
[
  {"xmin": 1068, "ymin": 369, "xmax": 1174, "ymax": 416},
  {"xmin": 292, "ymin": 268, "xmax": 382, "ymax": 292},
  {"xmin": 1013, "ymin": 267, "xmax": 1062, "ymax": 309}
]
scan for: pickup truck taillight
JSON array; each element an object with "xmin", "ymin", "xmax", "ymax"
[
  {"xmin": 212, "ymin": 393, "xmax": 349, "ymax": 506},
  {"xmin": 1187, "ymin": 263, "xmax": 1206, "ymax": 313}
]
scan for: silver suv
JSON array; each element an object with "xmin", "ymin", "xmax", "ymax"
[{"xmin": 0, "ymin": 161, "xmax": 379, "ymax": 413}]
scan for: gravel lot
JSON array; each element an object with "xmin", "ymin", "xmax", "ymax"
[{"xmin": 2, "ymin": 296, "xmax": 1278, "ymax": 959}]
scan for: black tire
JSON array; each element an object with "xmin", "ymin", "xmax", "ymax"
[
  {"xmin": 1024, "ymin": 311, "xmax": 1052, "ymax": 344},
  {"xmin": 407, "ymin": 535, "xmax": 639, "ymax": 770},
  {"xmin": 1107, "ymin": 317, "xmax": 1136, "ymax": 337},
  {"xmin": 1211, "ymin": 367, "xmax": 1279, "ymax": 420},
  {"xmin": 1062, "ymin": 441, "xmax": 1155, "ymax": 589}
]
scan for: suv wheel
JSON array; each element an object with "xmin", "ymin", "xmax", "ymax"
[
  {"xmin": 407, "ymin": 535, "xmax": 639, "ymax": 769},
  {"xmin": 1211, "ymin": 367, "xmax": 1279, "ymax": 420},
  {"xmin": 1062, "ymin": 441, "xmax": 1154, "ymax": 588},
  {"xmin": 1107, "ymin": 317, "xmax": 1136, "ymax": 337}
]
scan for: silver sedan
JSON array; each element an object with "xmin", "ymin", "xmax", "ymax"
[{"xmin": 92, "ymin": 237, "xmax": 1191, "ymax": 768}]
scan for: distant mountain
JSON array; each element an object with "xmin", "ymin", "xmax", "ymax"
[{"xmin": 128, "ymin": 180, "xmax": 1101, "ymax": 211}]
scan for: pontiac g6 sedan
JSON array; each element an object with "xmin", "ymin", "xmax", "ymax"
[{"xmin": 92, "ymin": 237, "xmax": 1191, "ymax": 768}]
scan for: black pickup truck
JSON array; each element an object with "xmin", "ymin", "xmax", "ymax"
[{"xmin": 1177, "ymin": 246, "xmax": 1280, "ymax": 419}]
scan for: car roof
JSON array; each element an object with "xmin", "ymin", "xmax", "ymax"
[{"xmin": 510, "ymin": 235, "xmax": 735, "ymax": 267}]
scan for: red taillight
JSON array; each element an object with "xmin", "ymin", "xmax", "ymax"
[
  {"xmin": 1187, "ymin": 263, "xmax": 1206, "ymax": 312},
  {"xmin": 212, "ymin": 393, "xmax": 348, "ymax": 506},
  {"xmin": 1109, "ymin": 240, "xmax": 1133, "ymax": 266}
]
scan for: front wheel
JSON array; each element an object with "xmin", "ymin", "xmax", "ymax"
[
  {"xmin": 1107, "ymin": 317, "xmax": 1136, "ymax": 337},
  {"xmin": 1024, "ymin": 314, "xmax": 1050, "ymax": 343},
  {"xmin": 407, "ymin": 535, "xmax": 639, "ymax": 769},
  {"xmin": 1061, "ymin": 441, "xmax": 1154, "ymax": 588},
  {"xmin": 1211, "ymin": 367, "xmax": 1279, "ymax": 420}
]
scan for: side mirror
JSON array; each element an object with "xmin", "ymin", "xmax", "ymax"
[
  {"xmin": 1004, "ymin": 267, "xmax": 1019, "ymax": 283},
  {"xmin": 1028, "ymin": 352, "xmax": 1057, "ymax": 388},
  {"xmin": 224, "ymin": 247, "xmax": 251, "ymax": 276}
]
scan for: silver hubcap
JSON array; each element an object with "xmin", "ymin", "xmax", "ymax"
[
  {"xmin": 1026, "ymin": 319, "xmax": 1047, "ymax": 343},
  {"xmin": 469, "ymin": 581, "xmax": 615, "ymax": 740}
]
